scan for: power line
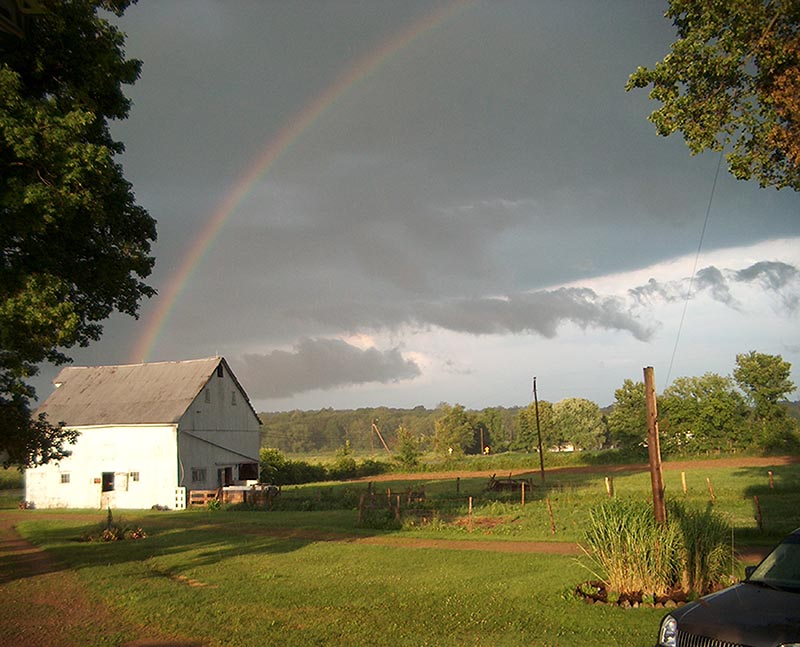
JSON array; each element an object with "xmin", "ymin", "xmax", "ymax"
[{"xmin": 664, "ymin": 151, "xmax": 724, "ymax": 389}]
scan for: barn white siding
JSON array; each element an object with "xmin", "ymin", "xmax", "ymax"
[
  {"xmin": 25, "ymin": 425, "xmax": 178, "ymax": 509},
  {"xmin": 177, "ymin": 363, "xmax": 260, "ymax": 490}
]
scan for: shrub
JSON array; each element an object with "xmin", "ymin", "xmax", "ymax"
[{"xmin": 80, "ymin": 509, "xmax": 148, "ymax": 542}]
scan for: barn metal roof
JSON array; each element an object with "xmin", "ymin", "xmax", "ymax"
[{"xmin": 37, "ymin": 357, "xmax": 259, "ymax": 427}]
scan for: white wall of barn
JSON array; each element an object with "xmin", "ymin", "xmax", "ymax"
[
  {"xmin": 24, "ymin": 425, "xmax": 179, "ymax": 509},
  {"xmin": 177, "ymin": 366, "xmax": 260, "ymax": 490}
]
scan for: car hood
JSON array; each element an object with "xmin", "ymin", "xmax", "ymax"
[{"xmin": 675, "ymin": 583, "xmax": 800, "ymax": 646}]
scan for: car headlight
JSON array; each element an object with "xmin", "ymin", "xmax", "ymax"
[{"xmin": 658, "ymin": 615, "xmax": 677, "ymax": 647}]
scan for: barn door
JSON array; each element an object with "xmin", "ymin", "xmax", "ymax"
[
  {"xmin": 217, "ymin": 467, "xmax": 233, "ymax": 487},
  {"xmin": 100, "ymin": 471, "xmax": 115, "ymax": 509},
  {"xmin": 101, "ymin": 472, "xmax": 115, "ymax": 492}
]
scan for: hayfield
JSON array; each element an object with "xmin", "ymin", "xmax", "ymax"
[{"xmin": 2, "ymin": 456, "xmax": 798, "ymax": 647}]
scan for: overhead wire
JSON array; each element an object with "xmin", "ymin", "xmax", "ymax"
[{"xmin": 663, "ymin": 151, "xmax": 725, "ymax": 390}]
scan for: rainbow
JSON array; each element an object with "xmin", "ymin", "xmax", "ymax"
[{"xmin": 129, "ymin": 0, "xmax": 472, "ymax": 364}]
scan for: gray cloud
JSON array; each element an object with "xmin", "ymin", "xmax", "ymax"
[
  {"xmin": 695, "ymin": 266, "xmax": 740, "ymax": 309},
  {"xmin": 289, "ymin": 287, "xmax": 655, "ymax": 342},
  {"xmin": 629, "ymin": 262, "xmax": 799, "ymax": 312},
  {"xmin": 414, "ymin": 289, "xmax": 654, "ymax": 340},
  {"xmin": 232, "ymin": 338, "xmax": 420, "ymax": 399}
]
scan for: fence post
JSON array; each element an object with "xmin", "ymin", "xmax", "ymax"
[
  {"xmin": 681, "ymin": 471, "xmax": 687, "ymax": 495},
  {"xmin": 754, "ymin": 495, "xmax": 763, "ymax": 531},
  {"xmin": 358, "ymin": 494, "xmax": 364, "ymax": 524},
  {"xmin": 604, "ymin": 477, "xmax": 614, "ymax": 498},
  {"xmin": 546, "ymin": 497, "xmax": 556, "ymax": 534},
  {"xmin": 707, "ymin": 477, "xmax": 716, "ymax": 504},
  {"xmin": 521, "ymin": 482, "xmax": 526, "ymax": 507},
  {"xmin": 768, "ymin": 470, "xmax": 775, "ymax": 491}
]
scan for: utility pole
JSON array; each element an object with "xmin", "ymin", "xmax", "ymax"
[
  {"xmin": 533, "ymin": 377, "xmax": 545, "ymax": 484},
  {"xmin": 371, "ymin": 420, "xmax": 392, "ymax": 456},
  {"xmin": 644, "ymin": 367, "xmax": 666, "ymax": 524}
]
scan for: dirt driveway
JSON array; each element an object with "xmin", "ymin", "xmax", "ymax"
[{"xmin": 1, "ymin": 455, "xmax": 791, "ymax": 646}]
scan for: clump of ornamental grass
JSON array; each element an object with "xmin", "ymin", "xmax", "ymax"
[{"xmin": 581, "ymin": 498, "xmax": 729, "ymax": 599}]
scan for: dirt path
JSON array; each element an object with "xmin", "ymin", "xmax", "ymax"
[
  {"xmin": 1, "ymin": 455, "xmax": 789, "ymax": 645},
  {"xmin": 0, "ymin": 513, "xmax": 205, "ymax": 647}
]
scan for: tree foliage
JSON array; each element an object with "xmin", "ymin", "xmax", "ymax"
[
  {"xmin": 607, "ymin": 379, "xmax": 647, "ymax": 451},
  {"xmin": 551, "ymin": 398, "xmax": 606, "ymax": 451},
  {"xmin": 733, "ymin": 350, "xmax": 798, "ymax": 450},
  {"xmin": 433, "ymin": 403, "xmax": 475, "ymax": 457},
  {"xmin": 1, "ymin": 0, "xmax": 156, "ymax": 466},
  {"xmin": 394, "ymin": 425, "xmax": 421, "ymax": 469},
  {"xmin": 516, "ymin": 400, "xmax": 553, "ymax": 452},
  {"xmin": 659, "ymin": 373, "xmax": 749, "ymax": 453},
  {"xmin": 627, "ymin": 0, "xmax": 800, "ymax": 190}
]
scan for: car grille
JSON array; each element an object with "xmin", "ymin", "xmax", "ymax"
[{"xmin": 677, "ymin": 630, "xmax": 751, "ymax": 647}]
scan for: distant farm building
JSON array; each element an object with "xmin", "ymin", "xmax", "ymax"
[{"xmin": 25, "ymin": 357, "xmax": 261, "ymax": 509}]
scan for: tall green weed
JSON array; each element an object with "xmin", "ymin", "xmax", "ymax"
[{"xmin": 583, "ymin": 498, "xmax": 730, "ymax": 597}]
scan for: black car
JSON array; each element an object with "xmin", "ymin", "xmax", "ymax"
[{"xmin": 656, "ymin": 528, "xmax": 800, "ymax": 647}]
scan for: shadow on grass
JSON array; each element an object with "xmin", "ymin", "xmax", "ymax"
[
  {"xmin": 1, "ymin": 509, "xmax": 374, "ymax": 585},
  {"xmin": 737, "ymin": 464, "xmax": 800, "ymax": 545}
]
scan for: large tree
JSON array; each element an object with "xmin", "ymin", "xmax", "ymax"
[
  {"xmin": 607, "ymin": 379, "xmax": 647, "ymax": 452},
  {"xmin": 627, "ymin": 0, "xmax": 800, "ymax": 190},
  {"xmin": 516, "ymin": 400, "xmax": 553, "ymax": 453},
  {"xmin": 551, "ymin": 397, "xmax": 606, "ymax": 451},
  {"xmin": 1, "ymin": 1, "xmax": 156, "ymax": 466},
  {"xmin": 733, "ymin": 351, "xmax": 798, "ymax": 450},
  {"xmin": 659, "ymin": 373, "xmax": 749, "ymax": 453},
  {"xmin": 433, "ymin": 403, "xmax": 475, "ymax": 457}
]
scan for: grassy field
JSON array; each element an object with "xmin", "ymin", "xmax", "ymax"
[{"xmin": 4, "ymin": 458, "xmax": 798, "ymax": 647}]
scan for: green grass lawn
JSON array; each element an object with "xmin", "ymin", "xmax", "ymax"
[
  {"xmin": 14, "ymin": 510, "xmax": 663, "ymax": 647},
  {"xmin": 7, "ymin": 459, "xmax": 798, "ymax": 646}
]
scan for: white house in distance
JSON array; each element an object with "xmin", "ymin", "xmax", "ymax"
[{"xmin": 25, "ymin": 357, "xmax": 261, "ymax": 509}]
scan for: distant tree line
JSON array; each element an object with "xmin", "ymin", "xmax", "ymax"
[{"xmin": 259, "ymin": 351, "xmax": 799, "ymax": 459}]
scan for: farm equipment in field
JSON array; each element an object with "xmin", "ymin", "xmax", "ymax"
[{"xmin": 487, "ymin": 473, "xmax": 534, "ymax": 492}]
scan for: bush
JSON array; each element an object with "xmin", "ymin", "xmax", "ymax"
[
  {"xmin": 260, "ymin": 448, "xmax": 390, "ymax": 485},
  {"xmin": 80, "ymin": 509, "xmax": 148, "ymax": 542}
]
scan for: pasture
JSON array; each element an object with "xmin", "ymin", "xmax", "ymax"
[{"xmin": 2, "ymin": 456, "xmax": 798, "ymax": 647}]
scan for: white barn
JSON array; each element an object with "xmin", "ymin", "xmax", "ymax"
[{"xmin": 25, "ymin": 357, "xmax": 261, "ymax": 509}]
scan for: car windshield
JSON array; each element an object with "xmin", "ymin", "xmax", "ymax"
[{"xmin": 749, "ymin": 534, "xmax": 800, "ymax": 592}]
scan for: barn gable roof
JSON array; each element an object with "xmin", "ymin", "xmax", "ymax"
[{"xmin": 37, "ymin": 357, "xmax": 260, "ymax": 427}]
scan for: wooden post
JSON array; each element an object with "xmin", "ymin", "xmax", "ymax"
[
  {"xmin": 468, "ymin": 496, "xmax": 473, "ymax": 533},
  {"xmin": 358, "ymin": 494, "xmax": 364, "ymax": 524},
  {"xmin": 605, "ymin": 476, "xmax": 614, "ymax": 498},
  {"xmin": 707, "ymin": 477, "xmax": 716, "ymax": 504},
  {"xmin": 521, "ymin": 482, "xmax": 526, "ymax": 507},
  {"xmin": 754, "ymin": 495, "xmax": 763, "ymax": 531},
  {"xmin": 768, "ymin": 470, "xmax": 774, "ymax": 490},
  {"xmin": 456, "ymin": 477, "xmax": 460, "ymax": 494},
  {"xmin": 681, "ymin": 471, "xmax": 687, "ymax": 495},
  {"xmin": 395, "ymin": 495, "xmax": 401, "ymax": 521},
  {"xmin": 546, "ymin": 497, "xmax": 556, "ymax": 534},
  {"xmin": 644, "ymin": 367, "xmax": 666, "ymax": 524},
  {"xmin": 533, "ymin": 377, "xmax": 546, "ymax": 484}
]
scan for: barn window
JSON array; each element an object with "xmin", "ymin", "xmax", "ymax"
[
  {"xmin": 129, "ymin": 471, "xmax": 140, "ymax": 482},
  {"xmin": 60, "ymin": 473, "xmax": 70, "ymax": 484},
  {"xmin": 204, "ymin": 388, "xmax": 211, "ymax": 403},
  {"xmin": 239, "ymin": 463, "xmax": 258, "ymax": 480},
  {"xmin": 231, "ymin": 390, "xmax": 237, "ymax": 406},
  {"xmin": 191, "ymin": 468, "xmax": 206, "ymax": 482},
  {"xmin": 216, "ymin": 365, "xmax": 223, "ymax": 378}
]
